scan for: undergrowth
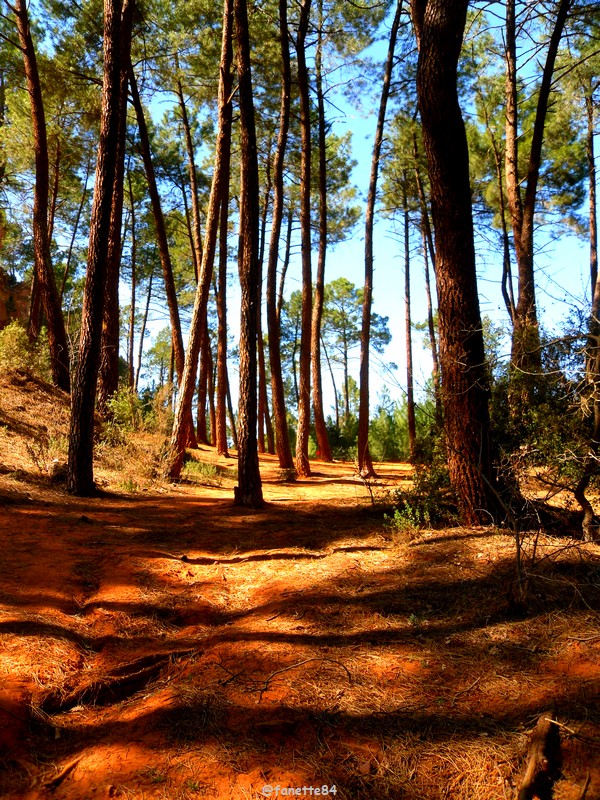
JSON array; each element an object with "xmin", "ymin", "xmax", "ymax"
[{"xmin": 385, "ymin": 458, "xmax": 458, "ymax": 533}]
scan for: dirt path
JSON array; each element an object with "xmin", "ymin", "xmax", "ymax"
[{"xmin": 1, "ymin": 457, "xmax": 599, "ymax": 799}]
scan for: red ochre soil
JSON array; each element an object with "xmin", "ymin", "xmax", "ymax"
[{"xmin": 0, "ymin": 374, "xmax": 600, "ymax": 799}]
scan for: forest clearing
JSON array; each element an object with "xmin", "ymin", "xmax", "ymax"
[{"xmin": 1, "ymin": 370, "xmax": 600, "ymax": 800}]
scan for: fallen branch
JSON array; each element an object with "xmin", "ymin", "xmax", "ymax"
[{"xmin": 258, "ymin": 658, "xmax": 353, "ymax": 702}]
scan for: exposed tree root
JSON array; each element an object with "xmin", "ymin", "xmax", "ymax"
[
  {"xmin": 518, "ymin": 712, "xmax": 562, "ymax": 800},
  {"xmin": 40, "ymin": 649, "xmax": 197, "ymax": 713}
]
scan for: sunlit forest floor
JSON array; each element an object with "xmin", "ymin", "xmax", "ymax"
[{"xmin": 1, "ymin": 369, "xmax": 600, "ymax": 799}]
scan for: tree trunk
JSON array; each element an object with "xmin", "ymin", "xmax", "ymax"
[
  {"xmin": 97, "ymin": 13, "xmax": 131, "ymax": 413},
  {"xmin": 67, "ymin": 0, "xmax": 134, "ymax": 495},
  {"xmin": 166, "ymin": 0, "xmax": 233, "ymax": 480},
  {"xmin": 574, "ymin": 81, "xmax": 599, "ymax": 542},
  {"xmin": 311, "ymin": 0, "xmax": 333, "ymax": 464},
  {"xmin": 479, "ymin": 97, "xmax": 516, "ymax": 324},
  {"xmin": 215, "ymin": 160, "xmax": 231, "ymax": 456},
  {"xmin": 294, "ymin": 0, "xmax": 313, "ymax": 479},
  {"xmin": 227, "ymin": 375, "xmax": 238, "ymax": 450},
  {"xmin": 265, "ymin": 0, "xmax": 294, "ymax": 469},
  {"xmin": 233, "ymin": 0, "xmax": 264, "ymax": 508},
  {"xmin": 129, "ymin": 62, "xmax": 196, "ymax": 444},
  {"xmin": 196, "ymin": 331, "xmax": 210, "ymax": 444},
  {"xmin": 403, "ymin": 184, "xmax": 416, "ymax": 461},
  {"xmin": 506, "ymin": 0, "xmax": 574, "ymax": 392},
  {"xmin": 422, "ymin": 223, "xmax": 442, "ymax": 426},
  {"xmin": 13, "ymin": 0, "xmax": 70, "ymax": 392},
  {"xmin": 129, "ymin": 65, "xmax": 186, "ymax": 379},
  {"xmin": 586, "ymin": 86, "xmax": 598, "ymax": 298},
  {"xmin": 60, "ymin": 162, "xmax": 91, "ymax": 301},
  {"xmin": 257, "ymin": 153, "xmax": 271, "ymax": 455},
  {"xmin": 177, "ymin": 78, "xmax": 204, "ymax": 274},
  {"xmin": 48, "ymin": 138, "xmax": 60, "ymax": 245},
  {"xmin": 277, "ymin": 207, "xmax": 294, "ymax": 322},
  {"xmin": 412, "ymin": 0, "xmax": 499, "ymax": 525},
  {"xmin": 322, "ymin": 337, "xmax": 339, "ymax": 431},
  {"xmin": 207, "ymin": 342, "xmax": 216, "ymax": 447},
  {"xmin": 358, "ymin": 0, "xmax": 402, "ymax": 476},
  {"xmin": 127, "ymin": 171, "xmax": 136, "ymax": 388},
  {"xmin": 413, "ymin": 132, "xmax": 442, "ymax": 424},
  {"xmin": 135, "ymin": 270, "xmax": 153, "ymax": 392}
]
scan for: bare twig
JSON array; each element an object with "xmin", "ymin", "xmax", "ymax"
[
  {"xmin": 451, "ymin": 677, "xmax": 481, "ymax": 707},
  {"xmin": 258, "ymin": 658, "xmax": 353, "ymax": 702}
]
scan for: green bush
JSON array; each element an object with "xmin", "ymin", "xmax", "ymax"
[
  {"xmin": 106, "ymin": 386, "xmax": 145, "ymax": 430},
  {"xmin": 386, "ymin": 449, "xmax": 458, "ymax": 532},
  {"xmin": 0, "ymin": 321, "xmax": 52, "ymax": 380}
]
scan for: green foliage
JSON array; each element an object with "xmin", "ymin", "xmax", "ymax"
[
  {"xmin": 140, "ymin": 384, "xmax": 175, "ymax": 436},
  {"xmin": 490, "ymin": 325, "xmax": 586, "ymax": 483},
  {"xmin": 0, "ymin": 322, "xmax": 52, "ymax": 380},
  {"xmin": 367, "ymin": 387, "xmax": 441, "ymax": 464},
  {"xmin": 325, "ymin": 413, "xmax": 358, "ymax": 460},
  {"xmin": 386, "ymin": 448, "xmax": 457, "ymax": 532},
  {"xmin": 106, "ymin": 386, "xmax": 145, "ymax": 430},
  {"xmin": 369, "ymin": 390, "xmax": 409, "ymax": 462},
  {"xmin": 181, "ymin": 456, "xmax": 237, "ymax": 487}
]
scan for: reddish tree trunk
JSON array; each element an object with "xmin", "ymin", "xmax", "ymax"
[
  {"xmin": 505, "ymin": 0, "xmax": 574, "ymax": 388},
  {"xmin": 311, "ymin": 0, "xmax": 333, "ymax": 463},
  {"xmin": 13, "ymin": 0, "xmax": 70, "ymax": 392},
  {"xmin": 294, "ymin": 0, "xmax": 313, "ymax": 479},
  {"xmin": 98, "ymin": 18, "xmax": 132, "ymax": 412},
  {"xmin": 167, "ymin": 0, "xmax": 233, "ymax": 480},
  {"xmin": 403, "ymin": 186, "xmax": 416, "ymax": 461},
  {"xmin": 358, "ymin": 0, "xmax": 402, "ymax": 476},
  {"xmin": 412, "ymin": 0, "xmax": 499, "ymax": 524},
  {"xmin": 266, "ymin": 0, "xmax": 295, "ymax": 470},
  {"xmin": 233, "ymin": 0, "xmax": 264, "ymax": 507},
  {"xmin": 68, "ymin": 0, "xmax": 135, "ymax": 495}
]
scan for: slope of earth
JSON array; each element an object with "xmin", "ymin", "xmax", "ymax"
[{"xmin": 0, "ymin": 370, "xmax": 599, "ymax": 800}]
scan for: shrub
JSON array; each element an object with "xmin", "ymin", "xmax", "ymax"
[
  {"xmin": 0, "ymin": 321, "xmax": 52, "ymax": 380},
  {"xmin": 106, "ymin": 386, "xmax": 145, "ymax": 430},
  {"xmin": 386, "ymin": 449, "xmax": 458, "ymax": 532}
]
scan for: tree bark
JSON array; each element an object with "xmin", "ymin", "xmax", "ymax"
[
  {"xmin": 413, "ymin": 132, "xmax": 442, "ymax": 425},
  {"xmin": 67, "ymin": 0, "xmax": 135, "ymax": 495},
  {"xmin": 257, "ymin": 154, "xmax": 272, "ymax": 454},
  {"xmin": 127, "ymin": 171, "xmax": 136, "ymax": 388},
  {"xmin": 277, "ymin": 207, "xmax": 294, "ymax": 323},
  {"xmin": 13, "ymin": 0, "xmax": 70, "ymax": 392},
  {"xmin": 403, "ymin": 184, "xmax": 416, "ymax": 461},
  {"xmin": 129, "ymin": 64, "xmax": 186, "ymax": 380},
  {"xmin": 294, "ymin": 0, "xmax": 313, "ymax": 479},
  {"xmin": 233, "ymin": 0, "xmax": 264, "ymax": 507},
  {"xmin": 586, "ymin": 86, "xmax": 598, "ymax": 298},
  {"xmin": 311, "ymin": 0, "xmax": 333, "ymax": 464},
  {"xmin": 135, "ymin": 270, "xmax": 153, "ymax": 392},
  {"xmin": 358, "ymin": 0, "xmax": 402, "ymax": 476},
  {"xmin": 215, "ymin": 153, "xmax": 231, "ymax": 456},
  {"xmin": 412, "ymin": 0, "xmax": 499, "ymax": 524},
  {"xmin": 196, "ymin": 331, "xmax": 211, "ymax": 444},
  {"xmin": 422, "ymin": 222, "xmax": 442, "ymax": 427},
  {"xmin": 266, "ymin": 0, "xmax": 295, "ymax": 470},
  {"xmin": 97, "ymin": 10, "xmax": 132, "ymax": 412},
  {"xmin": 166, "ymin": 0, "xmax": 233, "ymax": 480},
  {"xmin": 505, "ymin": 0, "xmax": 574, "ymax": 391},
  {"xmin": 176, "ymin": 77, "xmax": 204, "ymax": 275},
  {"xmin": 574, "ymin": 81, "xmax": 599, "ymax": 542},
  {"xmin": 60, "ymin": 162, "xmax": 91, "ymax": 301},
  {"xmin": 129, "ymin": 63, "xmax": 196, "ymax": 445}
]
